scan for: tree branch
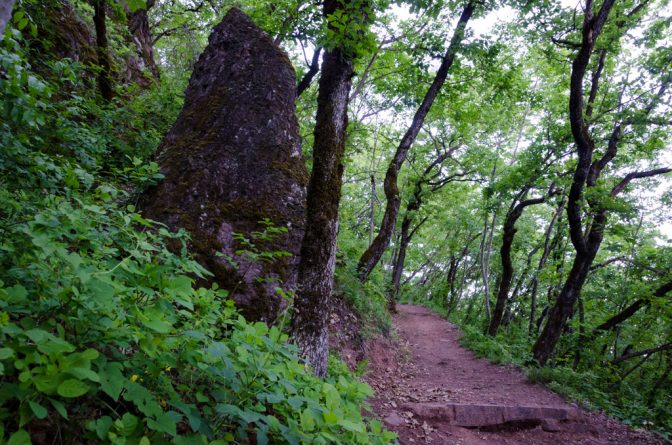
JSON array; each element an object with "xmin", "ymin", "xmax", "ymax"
[
  {"xmin": 611, "ymin": 168, "xmax": 672, "ymax": 197},
  {"xmin": 297, "ymin": 47, "xmax": 322, "ymax": 97},
  {"xmin": 612, "ymin": 342, "xmax": 672, "ymax": 365}
]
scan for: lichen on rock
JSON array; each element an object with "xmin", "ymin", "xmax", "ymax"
[{"xmin": 140, "ymin": 7, "xmax": 307, "ymax": 322}]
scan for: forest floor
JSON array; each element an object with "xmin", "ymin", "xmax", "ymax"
[{"xmin": 364, "ymin": 304, "xmax": 667, "ymax": 445}]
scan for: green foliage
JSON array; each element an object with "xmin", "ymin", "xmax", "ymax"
[
  {"xmin": 334, "ymin": 237, "xmax": 392, "ymax": 337},
  {"xmin": 0, "ymin": 31, "xmax": 395, "ymax": 445}
]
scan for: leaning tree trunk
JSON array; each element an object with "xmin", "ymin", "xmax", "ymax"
[
  {"xmin": 92, "ymin": 0, "xmax": 113, "ymax": 101},
  {"xmin": 356, "ymin": 2, "xmax": 475, "ymax": 281},
  {"xmin": 488, "ymin": 194, "xmax": 546, "ymax": 336},
  {"xmin": 290, "ymin": 0, "xmax": 362, "ymax": 377}
]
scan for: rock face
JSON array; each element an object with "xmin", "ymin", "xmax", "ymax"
[{"xmin": 140, "ymin": 8, "xmax": 308, "ymax": 322}]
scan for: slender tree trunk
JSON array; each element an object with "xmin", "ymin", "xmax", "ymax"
[
  {"xmin": 445, "ymin": 254, "xmax": 459, "ymax": 307},
  {"xmin": 387, "ymin": 149, "xmax": 454, "ymax": 308},
  {"xmin": 369, "ymin": 174, "xmax": 376, "ymax": 246},
  {"xmin": 356, "ymin": 2, "xmax": 475, "ymax": 281},
  {"xmin": 572, "ymin": 294, "xmax": 585, "ymax": 369},
  {"xmin": 504, "ymin": 245, "xmax": 539, "ymax": 328},
  {"xmin": 0, "ymin": 0, "xmax": 16, "ymax": 37},
  {"xmin": 449, "ymin": 257, "xmax": 474, "ymax": 317},
  {"xmin": 529, "ymin": 198, "xmax": 565, "ymax": 335},
  {"xmin": 480, "ymin": 211, "xmax": 496, "ymax": 324},
  {"xmin": 389, "ymin": 214, "xmax": 411, "ymax": 312},
  {"xmin": 290, "ymin": 0, "xmax": 360, "ymax": 377},
  {"xmin": 93, "ymin": 0, "xmax": 113, "ymax": 101},
  {"xmin": 488, "ymin": 195, "xmax": 546, "ymax": 336}
]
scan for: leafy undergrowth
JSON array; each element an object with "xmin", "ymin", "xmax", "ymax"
[
  {"xmin": 333, "ymin": 240, "xmax": 392, "ymax": 339},
  {"xmin": 0, "ymin": 34, "xmax": 396, "ymax": 444},
  {"xmin": 407, "ymin": 300, "xmax": 672, "ymax": 438}
]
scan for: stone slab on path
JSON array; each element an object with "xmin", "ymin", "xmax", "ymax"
[{"xmin": 403, "ymin": 402, "xmax": 581, "ymax": 428}]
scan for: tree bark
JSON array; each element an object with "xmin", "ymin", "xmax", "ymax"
[
  {"xmin": 93, "ymin": 0, "xmax": 114, "ymax": 101},
  {"xmin": 488, "ymin": 194, "xmax": 546, "ymax": 336},
  {"xmin": 0, "ymin": 0, "xmax": 15, "ymax": 37},
  {"xmin": 127, "ymin": 0, "xmax": 160, "ymax": 80},
  {"xmin": 290, "ymin": 0, "xmax": 361, "ymax": 377},
  {"xmin": 532, "ymin": 0, "xmax": 618, "ymax": 365},
  {"xmin": 356, "ymin": 2, "xmax": 475, "ymax": 281}
]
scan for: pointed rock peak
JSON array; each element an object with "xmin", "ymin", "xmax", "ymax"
[{"xmin": 140, "ymin": 7, "xmax": 307, "ymax": 322}]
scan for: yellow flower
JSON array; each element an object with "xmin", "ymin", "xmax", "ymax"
[
  {"xmin": 164, "ymin": 366, "xmax": 172, "ymax": 372},
  {"xmin": 130, "ymin": 374, "xmax": 139, "ymax": 382}
]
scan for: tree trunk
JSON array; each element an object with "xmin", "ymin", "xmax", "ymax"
[
  {"xmin": 356, "ymin": 2, "xmax": 475, "ymax": 281},
  {"xmin": 127, "ymin": 0, "xmax": 160, "ymax": 80},
  {"xmin": 290, "ymin": 0, "xmax": 360, "ymax": 377},
  {"xmin": 93, "ymin": 0, "xmax": 113, "ymax": 101},
  {"xmin": 529, "ymin": 197, "xmax": 565, "ymax": 335},
  {"xmin": 0, "ymin": 0, "xmax": 15, "ymax": 37},
  {"xmin": 445, "ymin": 254, "xmax": 459, "ymax": 307},
  {"xmin": 488, "ymin": 195, "xmax": 546, "ymax": 336},
  {"xmin": 389, "ymin": 214, "xmax": 410, "ymax": 312},
  {"xmin": 480, "ymin": 210, "xmax": 497, "ymax": 324},
  {"xmin": 369, "ymin": 174, "xmax": 376, "ymax": 246},
  {"xmin": 532, "ymin": 0, "xmax": 618, "ymax": 364},
  {"xmin": 533, "ymin": 247, "xmax": 597, "ymax": 364}
]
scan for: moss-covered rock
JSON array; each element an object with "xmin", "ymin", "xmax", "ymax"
[{"xmin": 140, "ymin": 8, "xmax": 307, "ymax": 322}]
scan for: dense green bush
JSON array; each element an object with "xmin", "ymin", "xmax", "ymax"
[{"xmin": 0, "ymin": 32, "xmax": 395, "ymax": 445}]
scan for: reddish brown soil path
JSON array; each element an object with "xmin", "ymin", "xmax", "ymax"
[{"xmin": 365, "ymin": 304, "xmax": 666, "ymax": 445}]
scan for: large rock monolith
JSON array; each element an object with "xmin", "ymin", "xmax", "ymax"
[{"xmin": 140, "ymin": 8, "xmax": 308, "ymax": 322}]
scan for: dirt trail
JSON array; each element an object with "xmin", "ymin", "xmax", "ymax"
[{"xmin": 365, "ymin": 304, "xmax": 665, "ymax": 445}]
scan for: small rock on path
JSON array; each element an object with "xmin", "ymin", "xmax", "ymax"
[{"xmin": 365, "ymin": 304, "xmax": 665, "ymax": 445}]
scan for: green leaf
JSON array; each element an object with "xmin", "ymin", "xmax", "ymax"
[
  {"xmin": 146, "ymin": 411, "xmax": 179, "ymax": 436},
  {"xmin": 57, "ymin": 379, "xmax": 89, "ymax": 398},
  {"xmin": 338, "ymin": 419, "xmax": 365, "ymax": 433},
  {"xmin": 25, "ymin": 329, "xmax": 75, "ymax": 354},
  {"xmin": 5, "ymin": 285, "xmax": 28, "ymax": 303},
  {"xmin": 28, "ymin": 401, "xmax": 48, "ymax": 419},
  {"xmin": 140, "ymin": 307, "xmax": 173, "ymax": 333},
  {"xmin": 166, "ymin": 275, "xmax": 194, "ymax": 310},
  {"xmin": 49, "ymin": 398, "xmax": 68, "ymax": 419},
  {"xmin": 0, "ymin": 347, "xmax": 14, "ymax": 360},
  {"xmin": 8, "ymin": 430, "xmax": 31, "ymax": 445},
  {"xmin": 91, "ymin": 416, "xmax": 113, "ymax": 440},
  {"xmin": 66, "ymin": 367, "xmax": 100, "ymax": 382},
  {"xmin": 118, "ymin": 412, "xmax": 139, "ymax": 436},
  {"xmin": 99, "ymin": 362, "xmax": 125, "ymax": 401}
]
